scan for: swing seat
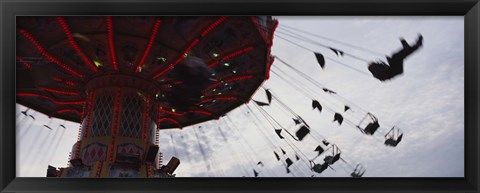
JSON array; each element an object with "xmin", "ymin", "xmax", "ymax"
[
  {"xmin": 165, "ymin": 156, "xmax": 180, "ymax": 174},
  {"xmin": 314, "ymin": 145, "xmax": 325, "ymax": 155},
  {"xmin": 47, "ymin": 165, "xmax": 59, "ymax": 177},
  {"xmin": 350, "ymin": 171, "xmax": 365, "ymax": 178},
  {"xmin": 295, "ymin": 125, "xmax": 310, "ymax": 141},
  {"xmin": 363, "ymin": 121, "xmax": 379, "ymax": 135},
  {"xmin": 324, "ymin": 154, "xmax": 341, "ymax": 165},
  {"xmin": 311, "ymin": 163, "xmax": 328, "ymax": 174},
  {"xmin": 350, "ymin": 164, "xmax": 366, "ymax": 178},
  {"xmin": 384, "ymin": 134, "xmax": 403, "ymax": 147},
  {"xmin": 384, "ymin": 138, "xmax": 396, "ymax": 146}
]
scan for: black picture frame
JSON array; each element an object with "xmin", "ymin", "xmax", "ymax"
[{"xmin": 1, "ymin": 0, "xmax": 478, "ymax": 192}]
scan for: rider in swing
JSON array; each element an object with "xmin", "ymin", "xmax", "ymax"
[{"xmin": 368, "ymin": 34, "xmax": 423, "ymax": 81}]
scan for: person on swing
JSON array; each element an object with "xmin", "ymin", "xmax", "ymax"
[{"xmin": 368, "ymin": 34, "xmax": 423, "ymax": 81}]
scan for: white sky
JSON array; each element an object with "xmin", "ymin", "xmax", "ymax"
[{"xmin": 16, "ymin": 16, "xmax": 464, "ymax": 177}]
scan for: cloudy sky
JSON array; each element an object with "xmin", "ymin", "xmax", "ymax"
[{"xmin": 16, "ymin": 16, "xmax": 464, "ymax": 177}]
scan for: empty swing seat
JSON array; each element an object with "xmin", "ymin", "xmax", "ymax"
[
  {"xmin": 363, "ymin": 121, "xmax": 380, "ymax": 135},
  {"xmin": 311, "ymin": 163, "xmax": 329, "ymax": 174},
  {"xmin": 324, "ymin": 154, "xmax": 341, "ymax": 165},
  {"xmin": 384, "ymin": 134, "xmax": 403, "ymax": 147},
  {"xmin": 351, "ymin": 169, "xmax": 365, "ymax": 178},
  {"xmin": 295, "ymin": 125, "xmax": 310, "ymax": 141},
  {"xmin": 350, "ymin": 164, "xmax": 366, "ymax": 178}
]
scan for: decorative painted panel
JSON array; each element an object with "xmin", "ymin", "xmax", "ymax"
[{"xmin": 81, "ymin": 142, "xmax": 108, "ymax": 165}]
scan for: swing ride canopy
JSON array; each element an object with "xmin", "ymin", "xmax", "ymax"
[{"xmin": 16, "ymin": 16, "xmax": 278, "ymax": 129}]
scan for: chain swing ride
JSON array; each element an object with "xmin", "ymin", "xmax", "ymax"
[{"xmin": 16, "ymin": 16, "xmax": 419, "ymax": 177}]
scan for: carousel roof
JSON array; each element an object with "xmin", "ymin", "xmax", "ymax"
[{"xmin": 16, "ymin": 16, "xmax": 277, "ymax": 129}]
